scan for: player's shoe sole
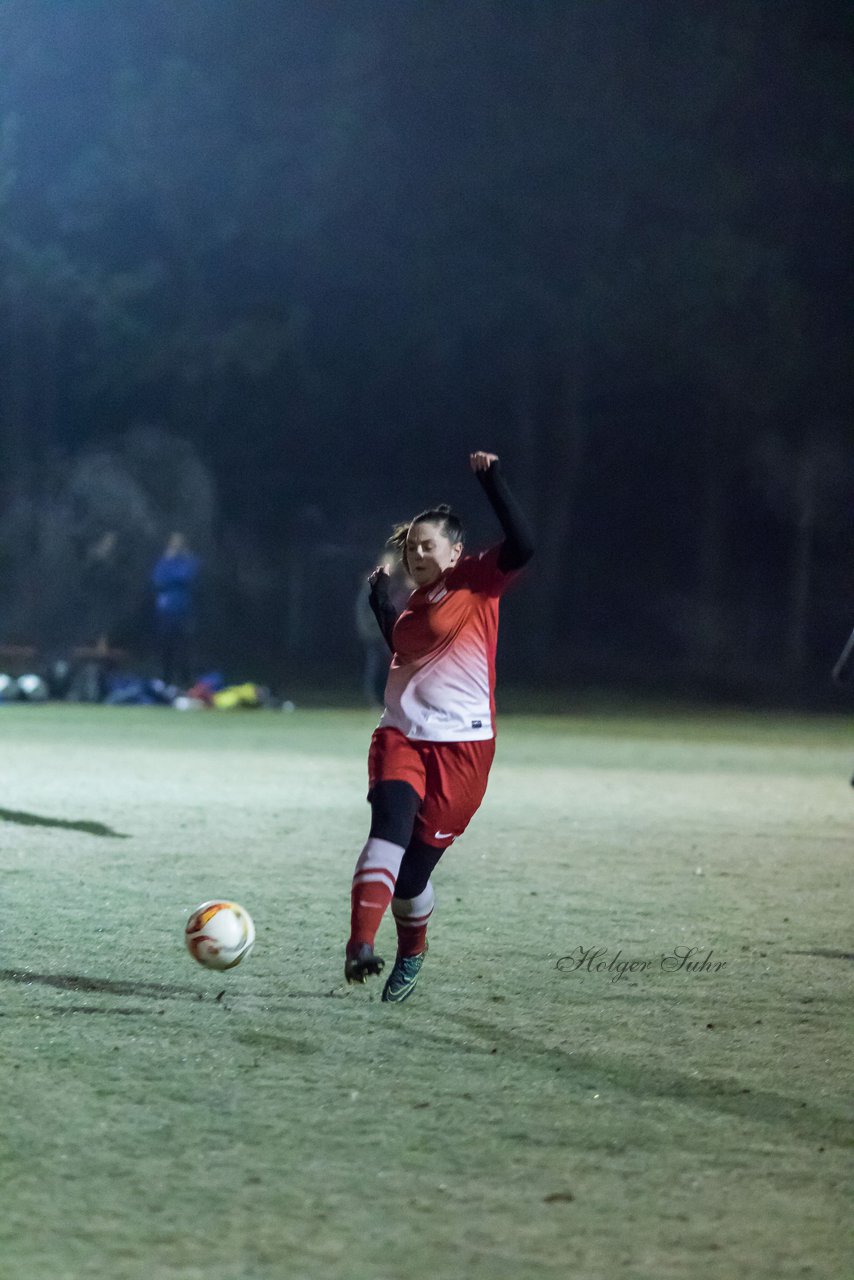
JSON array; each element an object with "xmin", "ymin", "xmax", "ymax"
[
  {"xmin": 344, "ymin": 943, "xmax": 385, "ymax": 984},
  {"xmin": 381, "ymin": 945, "xmax": 428, "ymax": 1003}
]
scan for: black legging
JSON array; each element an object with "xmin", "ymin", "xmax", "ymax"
[{"xmin": 368, "ymin": 779, "xmax": 448, "ymax": 897}]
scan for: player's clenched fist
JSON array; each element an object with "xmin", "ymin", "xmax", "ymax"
[{"xmin": 469, "ymin": 451, "xmax": 499, "ymax": 472}]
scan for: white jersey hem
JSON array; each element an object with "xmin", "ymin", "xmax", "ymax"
[{"xmin": 378, "ymin": 709, "xmax": 494, "ymax": 743}]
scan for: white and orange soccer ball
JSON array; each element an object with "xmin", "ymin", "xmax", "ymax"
[{"xmin": 184, "ymin": 900, "xmax": 255, "ymax": 970}]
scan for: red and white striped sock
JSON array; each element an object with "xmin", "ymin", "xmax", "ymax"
[
  {"xmin": 391, "ymin": 881, "xmax": 435, "ymax": 959},
  {"xmin": 347, "ymin": 837, "xmax": 406, "ymax": 956}
]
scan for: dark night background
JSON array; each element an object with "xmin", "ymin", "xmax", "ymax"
[{"xmin": 0, "ymin": 1, "xmax": 851, "ymax": 703}]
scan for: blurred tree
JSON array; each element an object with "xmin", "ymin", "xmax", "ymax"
[
  {"xmin": 0, "ymin": 0, "xmax": 849, "ymax": 686},
  {"xmin": 0, "ymin": 0, "xmax": 379, "ymax": 486}
]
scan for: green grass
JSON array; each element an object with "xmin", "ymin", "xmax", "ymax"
[{"xmin": 0, "ymin": 704, "xmax": 851, "ymax": 1280}]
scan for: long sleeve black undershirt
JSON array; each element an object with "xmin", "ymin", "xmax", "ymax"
[
  {"xmin": 369, "ymin": 460, "xmax": 534, "ymax": 650},
  {"xmin": 369, "ymin": 577, "xmax": 399, "ymax": 651},
  {"xmin": 475, "ymin": 459, "xmax": 536, "ymax": 572}
]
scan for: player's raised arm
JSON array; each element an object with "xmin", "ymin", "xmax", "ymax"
[{"xmin": 469, "ymin": 451, "xmax": 535, "ymax": 572}]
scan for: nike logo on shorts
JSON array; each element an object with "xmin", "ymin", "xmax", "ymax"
[{"xmin": 434, "ymin": 830, "xmax": 456, "ymax": 840}]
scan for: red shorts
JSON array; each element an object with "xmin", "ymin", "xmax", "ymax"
[{"xmin": 368, "ymin": 726, "xmax": 496, "ymax": 848}]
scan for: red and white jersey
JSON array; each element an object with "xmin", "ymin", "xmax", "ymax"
[{"xmin": 379, "ymin": 545, "xmax": 520, "ymax": 742}]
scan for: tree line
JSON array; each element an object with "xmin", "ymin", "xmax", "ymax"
[{"xmin": 0, "ymin": 1, "xmax": 851, "ymax": 692}]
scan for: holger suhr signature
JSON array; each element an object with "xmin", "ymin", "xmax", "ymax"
[{"xmin": 556, "ymin": 945, "xmax": 727, "ymax": 983}]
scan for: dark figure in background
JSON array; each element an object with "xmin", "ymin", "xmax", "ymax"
[
  {"xmin": 355, "ymin": 553, "xmax": 412, "ymax": 706},
  {"xmin": 71, "ymin": 530, "xmax": 126, "ymax": 702},
  {"xmin": 152, "ymin": 533, "xmax": 199, "ymax": 688},
  {"xmin": 831, "ymin": 625, "xmax": 854, "ymax": 687},
  {"xmin": 81, "ymin": 530, "xmax": 123, "ymax": 650},
  {"xmin": 831, "ymin": 623, "xmax": 854, "ymax": 787}
]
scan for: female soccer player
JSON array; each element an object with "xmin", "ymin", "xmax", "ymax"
[{"xmin": 344, "ymin": 450, "xmax": 534, "ymax": 1001}]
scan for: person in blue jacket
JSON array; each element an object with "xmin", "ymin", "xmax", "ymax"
[{"xmin": 152, "ymin": 532, "xmax": 199, "ymax": 688}]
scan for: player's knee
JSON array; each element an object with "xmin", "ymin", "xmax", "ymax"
[{"xmin": 368, "ymin": 780, "xmax": 421, "ymax": 848}]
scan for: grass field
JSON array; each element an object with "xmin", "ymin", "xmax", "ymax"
[{"xmin": 0, "ymin": 703, "xmax": 851, "ymax": 1280}]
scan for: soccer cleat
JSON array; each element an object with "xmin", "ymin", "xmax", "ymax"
[
  {"xmin": 344, "ymin": 943, "xmax": 385, "ymax": 985},
  {"xmin": 381, "ymin": 945, "xmax": 428, "ymax": 1003}
]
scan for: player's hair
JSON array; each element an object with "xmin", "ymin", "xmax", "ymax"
[{"xmin": 388, "ymin": 504, "xmax": 465, "ymax": 571}]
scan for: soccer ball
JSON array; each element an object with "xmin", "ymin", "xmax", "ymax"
[{"xmin": 185, "ymin": 900, "xmax": 255, "ymax": 970}]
